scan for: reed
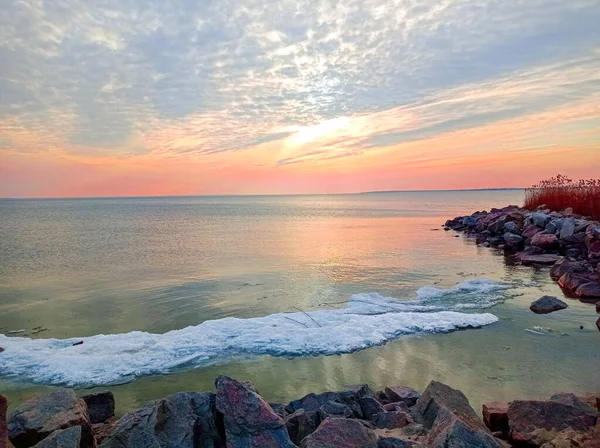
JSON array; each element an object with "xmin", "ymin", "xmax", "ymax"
[{"xmin": 524, "ymin": 174, "xmax": 600, "ymax": 220}]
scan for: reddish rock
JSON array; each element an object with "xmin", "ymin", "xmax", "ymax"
[
  {"xmin": 299, "ymin": 418, "xmax": 378, "ymax": 448},
  {"xmin": 516, "ymin": 253, "xmax": 561, "ymax": 265},
  {"xmin": 508, "ymin": 400, "xmax": 597, "ymax": 446},
  {"xmin": 531, "ymin": 233, "xmax": 559, "ymax": 250},
  {"xmin": 559, "ymin": 272, "xmax": 596, "ymax": 295},
  {"xmin": 91, "ymin": 417, "xmax": 117, "ymax": 445},
  {"xmin": 372, "ymin": 411, "xmax": 413, "ymax": 430},
  {"xmin": 1, "ymin": 395, "xmax": 9, "ymax": 448},
  {"xmin": 522, "ymin": 225, "xmax": 541, "ymax": 239},
  {"xmin": 576, "ymin": 283, "xmax": 600, "ymax": 299},
  {"xmin": 482, "ymin": 402, "xmax": 509, "ymax": 434},
  {"xmin": 359, "ymin": 397, "xmax": 385, "ymax": 420},
  {"xmin": 216, "ymin": 376, "xmax": 295, "ymax": 448},
  {"xmin": 550, "ymin": 258, "xmax": 587, "ymax": 281},
  {"xmin": 383, "ymin": 402, "xmax": 409, "ymax": 412},
  {"xmin": 383, "ymin": 387, "xmax": 421, "ymax": 408},
  {"xmin": 412, "ymin": 381, "xmax": 502, "ymax": 447},
  {"xmin": 285, "ymin": 409, "xmax": 318, "ymax": 446},
  {"xmin": 7, "ymin": 389, "xmax": 94, "ymax": 448}
]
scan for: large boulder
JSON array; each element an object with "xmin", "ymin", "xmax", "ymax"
[
  {"xmin": 550, "ymin": 258, "xmax": 587, "ymax": 281},
  {"xmin": 8, "ymin": 389, "xmax": 94, "ymax": 448},
  {"xmin": 286, "ymin": 391, "xmax": 362, "ymax": 419},
  {"xmin": 529, "ymin": 296, "xmax": 568, "ymax": 314},
  {"xmin": 559, "ymin": 272, "xmax": 597, "ymax": 295},
  {"xmin": 522, "ymin": 224, "xmax": 541, "ymax": 239},
  {"xmin": 531, "ymin": 233, "xmax": 559, "ymax": 251},
  {"xmin": 215, "ymin": 376, "xmax": 295, "ymax": 448},
  {"xmin": 560, "ymin": 218, "xmax": 576, "ymax": 239},
  {"xmin": 482, "ymin": 402, "xmax": 508, "ymax": 435},
  {"xmin": 285, "ymin": 409, "xmax": 318, "ymax": 446},
  {"xmin": 81, "ymin": 392, "xmax": 114, "ymax": 425},
  {"xmin": 371, "ymin": 411, "xmax": 413, "ymax": 430},
  {"xmin": 318, "ymin": 401, "xmax": 353, "ymax": 420},
  {"xmin": 503, "ymin": 233, "xmax": 524, "ymax": 249},
  {"xmin": 32, "ymin": 427, "xmax": 81, "ymax": 448},
  {"xmin": 412, "ymin": 381, "xmax": 502, "ymax": 448},
  {"xmin": 550, "ymin": 393, "xmax": 598, "ymax": 415},
  {"xmin": 359, "ymin": 397, "xmax": 385, "ymax": 420},
  {"xmin": 384, "ymin": 388, "xmax": 421, "ymax": 408},
  {"xmin": 532, "ymin": 213, "xmax": 551, "ymax": 228},
  {"xmin": 299, "ymin": 418, "xmax": 377, "ymax": 448},
  {"xmin": 98, "ymin": 392, "xmax": 222, "ymax": 448},
  {"xmin": 576, "ymin": 283, "xmax": 600, "ymax": 299},
  {"xmin": 508, "ymin": 400, "xmax": 597, "ymax": 446}
]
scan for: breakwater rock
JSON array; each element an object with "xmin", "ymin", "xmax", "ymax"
[{"xmin": 2, "ymin": 377, "xmax": 599, "ymax": 447}]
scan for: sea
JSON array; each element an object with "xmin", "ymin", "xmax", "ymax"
[{"xmin": 1, "ymin": 191, "xmax": 598, "ymax": 413}]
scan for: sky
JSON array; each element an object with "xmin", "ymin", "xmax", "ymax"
[{"xmin": 1, "ymin": 0, "xmax": 599, "ymax": 197}]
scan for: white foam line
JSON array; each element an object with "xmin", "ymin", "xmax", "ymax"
[{"xmin": 0, "ymin": 279, "xmax": 508, "ymax": 387}]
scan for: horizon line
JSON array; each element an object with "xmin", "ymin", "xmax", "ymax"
[{"xmin": 0, "ymin": 187, "xmax": 525, "ymax": 200}]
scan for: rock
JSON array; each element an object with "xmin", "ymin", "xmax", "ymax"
[
  {"xmin": 531, "ymin": 233, "xmax": 559, "ymax": 250},
  {"xmin": 503, "ymin": 221, "xmax": 521, "ymax": 235},
  {"xmin": 503, "ymin": 233, "xmax": 524, "ymax": 248},
  {"xmin": 286, "ymin": 391, "xmax": 362, "ymax": 419},
  {"xmin": 384, "ymin": 387, "xmax": 421, "ymax": 408},
  {"xmin": 550, "ymin": 258, "xmax": 586, "ymax": 281},
  {"xmin": 269, "ymin": 403, "xmax": 287, "ymax": 418},
  {"xmin": 550, "ymin": 393, "xmax": 598, "ymax": 415},
  {"xmin": 8, "ymin": 389, "xmax": 94, "ymax": 448},
  {"xmin": 532, "ymin": 213, "xmax": 551, "ymax": 228},
  {"xmin": 462, "ymin": 216, "xmax": 478, "ymax": 228},
  {"xmin": 215, "ymin": 376, "xmax": 295, "ymax": 448},
  {"xmin": 360, "ymin": 397, "xmax": 385, "ymax": 420},
  {"xmin": 376, "ymin": 437, "xmax": 414, "ymax": 447},
  {"xmin": 597, "ymin": 317, "xmax": 600, "ymax": 332},
  {"xmin": 81, "ymin": 392, "xmax": 114, "ymax": 425},
  {"xmin": 285, "ymin": 409, "xmax": 318, "ymax": 445},
  {"xmin": 560, "ymin": 218, "xmax": 576, "ymax": 239},
  {"xmin": 412, "ymin": 381, "xmax": 502, "ymax": 448},
  {"xmin": 372, "ymin": 411, "xmax": 413, "ymax": 430},
  {"xmin": 522, "ymin": 224, "xmax": 541, "ymax": 238},
  {"xmin": 91, "ymin": 418, "xmax": 116, "ymax": 445},
  {"xmin": 32, "ymin": 427, "xmax": 81, "ymax": 448},
  {"xmin": 559, "ymin": 272, "xmax": 596, "ymax": 295},
  {"xmin": 516, "ymin": 253, "xmax": 561, "ymax": 265},
  {"xmin": 1, "ymin": 395, "xmax": 9, "ymax": 448},
  {"xmin": 482, "ymin": 402, "xmax": 509, "ymax": 434},
  {"xmin": 529, "ymin": 296, "xmax": 568, "ymax": 314},
  {"xmin": 488, "ymin": 217, "xmax": 508, "ymax": 234},
  {"xmin": 565, "ymin": 248, "xmax": 582, "ymax": 258},
  {"xmin": 344, "ymin": 385, "xmax": 376, "ymax": 400},
  {"xmin": 299, "ymin": 418, "xmax": 378, "ymax": 448},
  {"xmin": 319, "ymin": 401, "xmax": 354, "ymax": 420},
  {"xmin": 99, "ymin": 391, "xmax": 222, "ymax": 448},
  {"xmin": 545, "ymin": 219, "xmax": 563, "ymax": 235},
  {"xmin": 597, "ymin": 301, "xmax": 600, "ymax": 313},
  {"xmin": 509, "ymin": 400, "xmax": 598, "ymax": 446},
  {"xmin": 488, "ymin": 236, "xmax": 505, "ymax": 247},
  {"xmin": 576, "ymin": 283, "xmax": 600, "ymax": 299},
  {"xmin": 383, "ymin": 402, "xmax": 409, "ymax": 413}
]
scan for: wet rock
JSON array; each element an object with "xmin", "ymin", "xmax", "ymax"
[
  {"xmin": 81, "ymin": 392, "xmax": 114, "ymax": 425},
  {"xmin": 372, "ymin": 411, "xmax": 413, "ymax": 430},
  {"xmin": 99, "ymin": 391, "xmax": 222, "ymax": 448},
  {"xmin": 488, "ymin": 236, "xmax": 505, "ymax": 247},
  {"xmin": 531, "ymin": 233, "xmax": 559, "ymax": 250},
  {"xmin": 384, "ymin": 387, "xmax": 421, "ymax": 408},
  {"xmin": 360, "ymin": 397, "xmax": 385, "ymax": 420},
  {"xmin": 462, "ymin": 216, "xmax": 478, "ymax": 228},
  {"xmin": 482, "ymin": 402, "xmax": 509, "ymax": 435},
  {"xmin": 597, "ymin": 301, "xmax": 600, "ymax": 313},
  {"xmin": 299, "ymin": 418, "xmax": 378, "ymax": 448},
  {"xmin": 8, "ymin": 389, "xmax": 94, "ymax": 448},
  {"xmin": 412, "ymin": 381, "xmax": 502, "ymax": 448},
  {"xmin": 532, "ymin": 213, "xmax": 551, "ymax": 228},
  {"xmin": 215, "ymin": 376, "xmax": 295, "ymax": 448},
  {"xmin": 576, "ymin": 283, "xmax": 600, "ymax": 299},
  {"xmin": 559, "ymin": 272, "xmax": 596, "ymax": 295},
  {"xmin": 516, "ymin": 253, "xmax": 561, "ymax": 265},
  {"xmin": 529, "ymin": 296, "xmax": 568, "ymax": 314},
  {"xmin": 319, "ymin": 401, "xmax": 354, "ymax": 420},
  {"xmin": 550, "ymin": 258, "xmax": 586, "ymax": 281},
  {"xmin": 508, "ymin": 400, "xmax": 597, "ymax": 446},
  {"xmin": 503, "ymin": 233, "xmax": 524, "ymax": 249},
  {"xmin": 560, "ymin": 218, "xmax": 576, "ymax": 239},
  {"xmin": 286, "ymin": 391, "xmax": 362, "ymax": 419},
  {"xmin": 32, "ymin": 427, "xmax": 81, "ymax": 448},
  {"xmin": 285, "ymin": 409, "xmax": 318, "ymax": 445},
  {"xmin": 1, "ymin": 395, "xmax": 9, "ymax": 448}
]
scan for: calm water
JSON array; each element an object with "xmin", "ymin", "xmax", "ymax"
[{"xmin": 1, "ymin": 191, "xmax": 599, "ymax": 413}]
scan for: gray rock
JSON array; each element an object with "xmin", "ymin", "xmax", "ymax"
[
  {"xmin": 286, "ymin": 391, "xmax": 362, "ymax": 419},
  {"xmin": 532, "ymin": 212, "xmax": 551, "ymax": 228},
  {"xmin": 215, "ymin": 376, "xmax": 294, "ymax": 448},
  {"xmin": 377, "ymin": 437, "xmax": 414, "ymax": 447},
  {"xmin": 32, "ymin": 427, "xmax": 81, "ymax": 448},
  {"xmin": 384, "ymin": 387, "xmax": 421, "ymax": 408},
  {"xmin": 462, "ymin": 216, "xmax": 478, "ymax": 228},
  {"xmin": 383, "ymin": 402, "xmax": 409, "ymax": 413},
  {"xmin": 99, "ymin": 392, "xmax": 222, "ymax": 448},
  {"xmin": 300, "ymin": 418, "xmax": 378, "ymax": 448},
  {"xmin": 344, "ymin": 385, "xmax": 376, "ymax": 400},
  {"xmin": 560, "ymin": 218, "xmax": 576, "ymax": 239},
  {"xmin": 319, "ymin": 401, "xmax": 354, "ymax": 420},
  {"xmin": 515, "ymin": 253, "xmax": 561, "ymax": 265},
  {"xmin": 576, "ymin": 282, "xmax": 600, "ymax": 299},
  {"xmin": 529, "ymin": 296, "xmax": 568, "ymax": 314},
  {"xmin": 285, "ymin": 409, "xmax": 318, "ymax": 445},
  {"xmin": 372, "ymin": 411, "xmax": 413, "ymax": 430},
  {"xmin": 565, "ymin": 248, "xmax": 581, "ymax": 258},
  {"xmin": 503, "ymin": 221, "xmax": 520, "ymax": 235},
  {"xmin": 412, "ymin": 381, "xmax": 502, "ymax": 448},
  {"xmin": 359, "ymin": 397, "xmax": 385, "ymax": 420},
  {"xmin": 8, "ymin": 389, "xmax": 94, "ymax": 448},
  {"xmin": 550, "ymin": 393, "xmax": 598, "ymax": 415},
  {"xmin": 503, "ymin": 233, "xmax": 524, "ymax": 248},
  {"xmin": 82, "ymin": 392, "xmax": 114, "ymax": 424},
  {"xmin": 550, "ymin": 258, "xmax": 586, "ymax": 281},
  {"xmin": 545, "ymin": 219, "xmax": 563, "ymax": 235}
]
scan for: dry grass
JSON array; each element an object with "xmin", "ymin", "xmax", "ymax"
[{"xmin": 524, "ymin": 174, "xmax": 600, "ymax": 221}]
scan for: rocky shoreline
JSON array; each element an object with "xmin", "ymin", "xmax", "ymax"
[
  {"xmin": 2, "ymin": 376, "xmax": 599, "ymax": 448},
  {"xmin": 444, "ymin": 204, "xmax": 600, "ymax": 326}
]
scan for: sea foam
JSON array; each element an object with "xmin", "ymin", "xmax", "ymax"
[{"xmin": 0, "ymin": 279, "xmax": 510, "ymax": 387}]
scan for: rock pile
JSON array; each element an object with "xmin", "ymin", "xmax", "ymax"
[{"xmin": 3, "ymin": 377, "xmax": 598, "ymax": 447}]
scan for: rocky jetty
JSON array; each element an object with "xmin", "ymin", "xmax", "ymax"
[
  {"xmin": 2, "ymin": 377, "xmax": 599, "ymax": 447},
  {"xmin": 444, "ymin": 205, "xmax": 600, "ymax": 325}
]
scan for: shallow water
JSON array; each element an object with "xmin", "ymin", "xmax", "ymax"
[{"xmin": 1, "ymin": 191, "xmax": 598, "ymax": 413}]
